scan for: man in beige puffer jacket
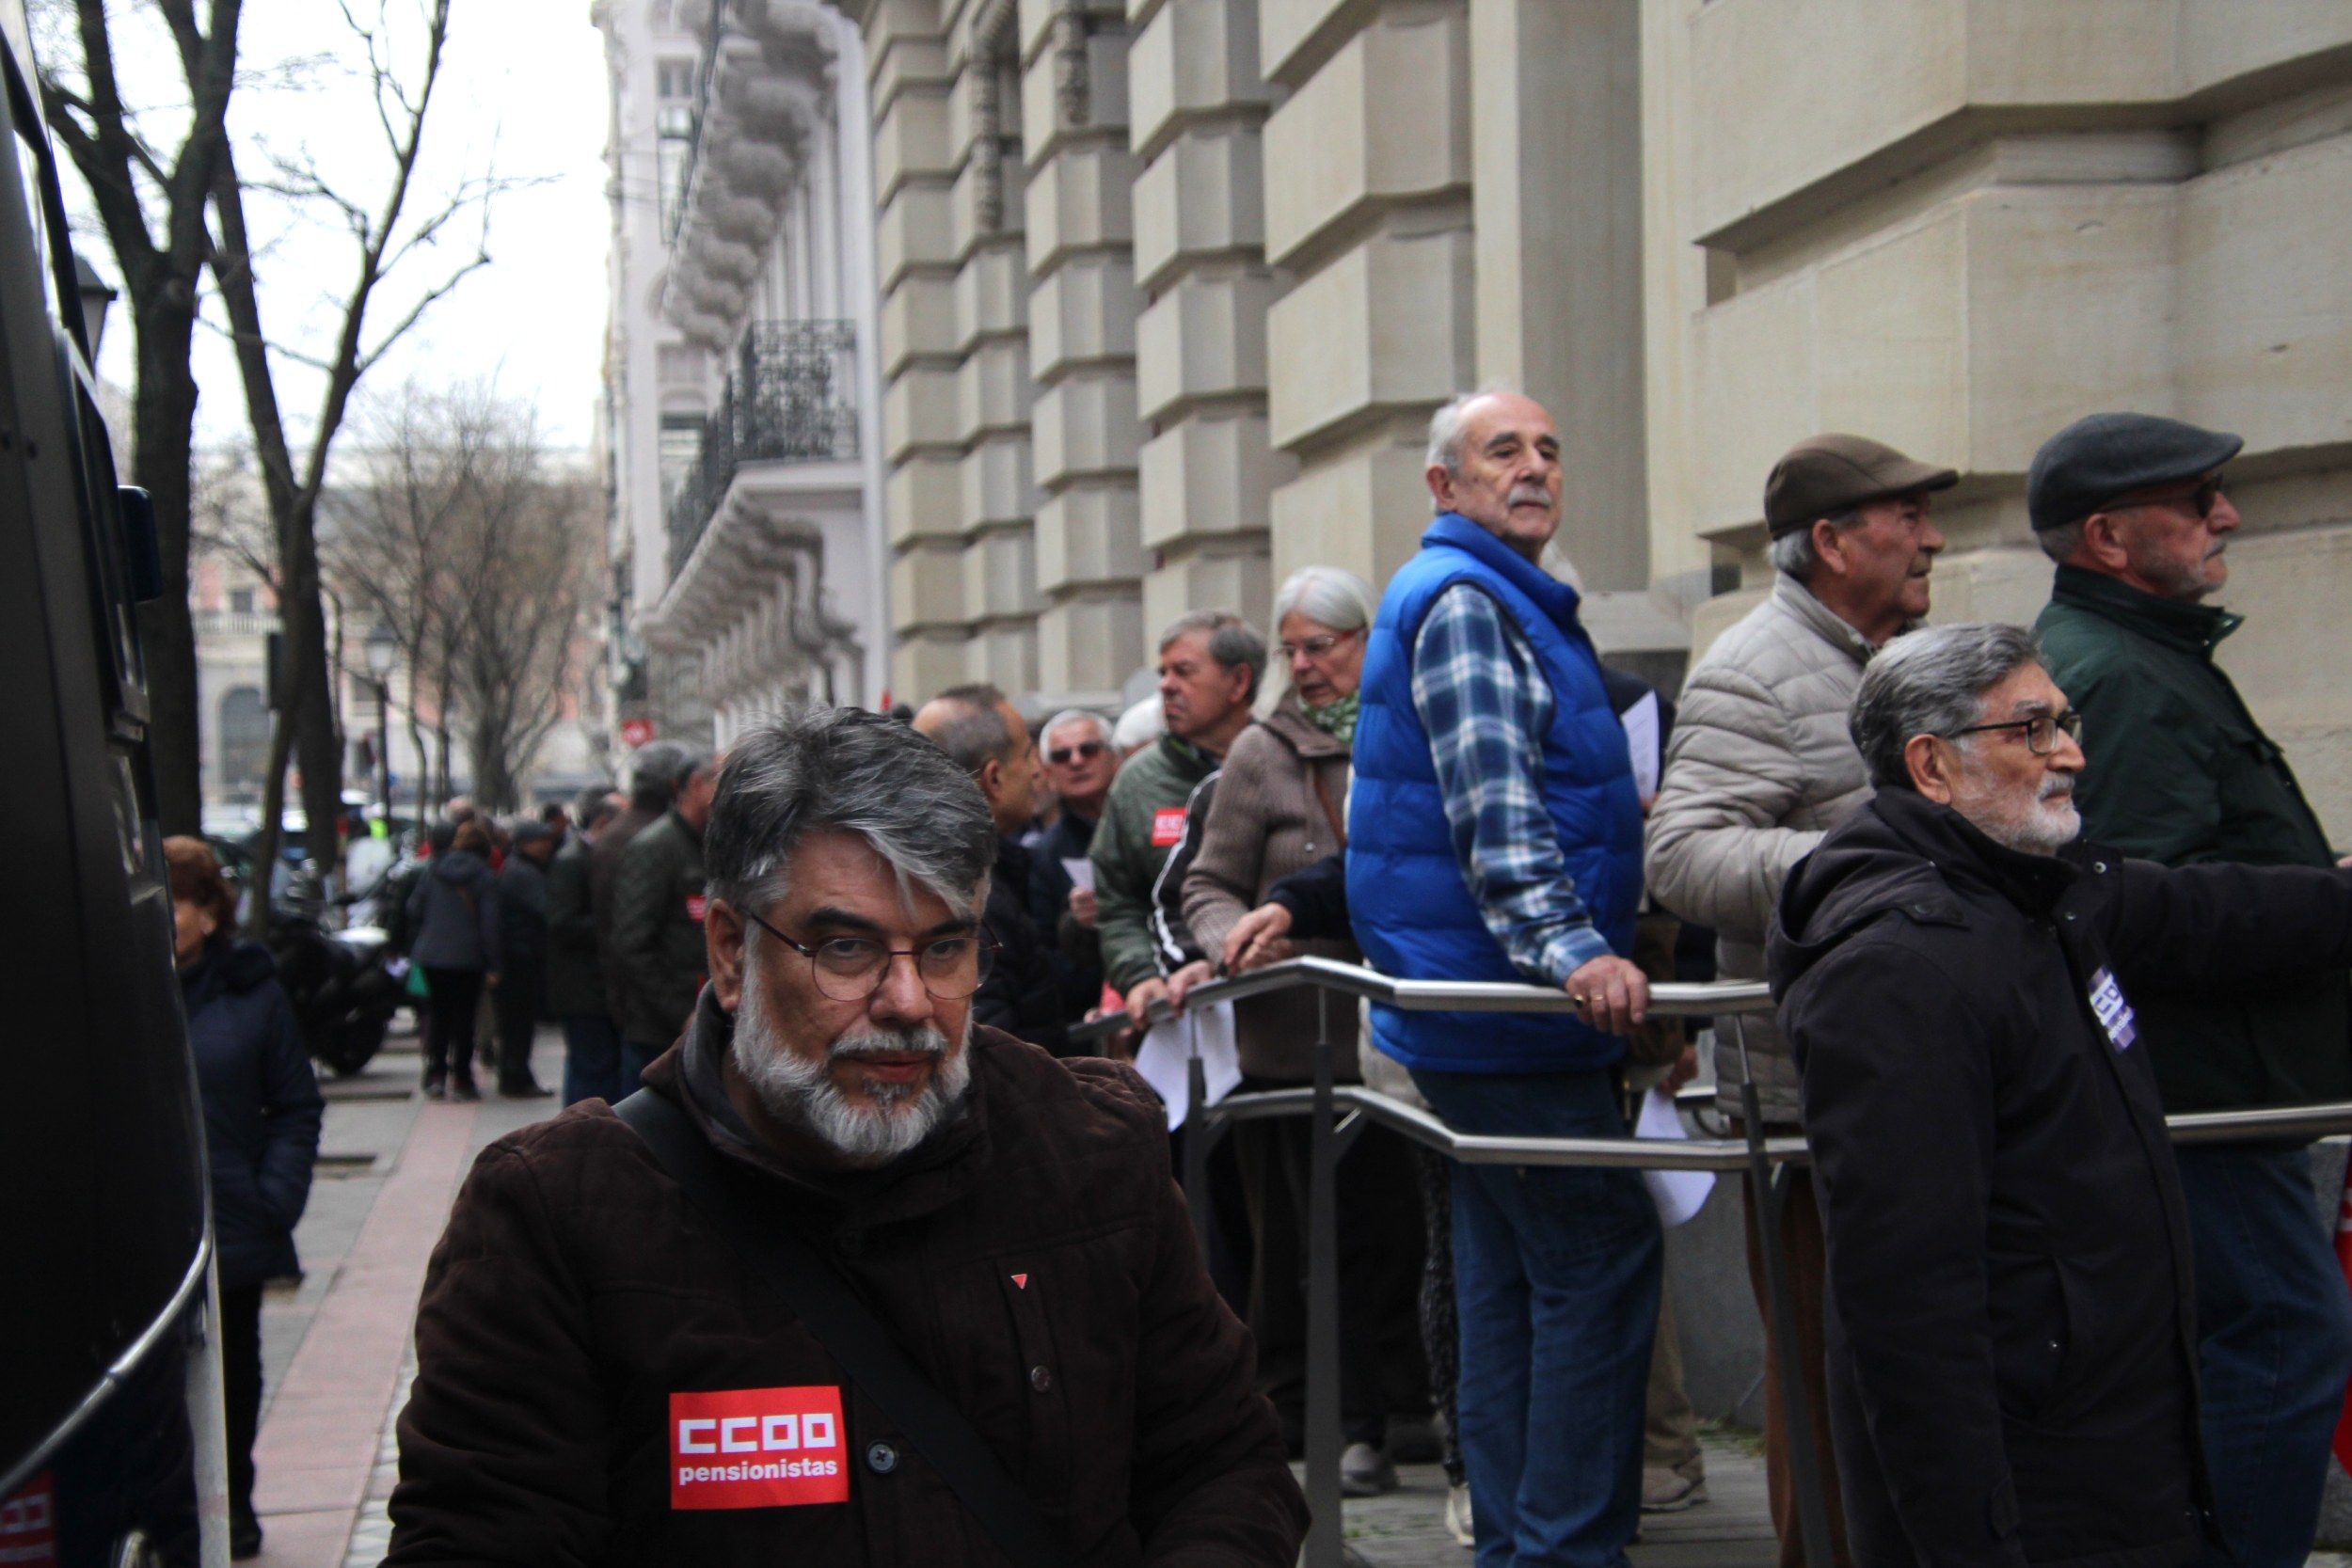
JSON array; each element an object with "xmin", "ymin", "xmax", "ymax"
[{"xmin": 1644, "ymin": 433, "xmax": 1952, "ymax": 1565}]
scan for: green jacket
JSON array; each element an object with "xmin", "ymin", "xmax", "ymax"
[
  {"xmin": 2036, "ymin": 563, "xmax": 2349, "ymax": 1113},
  {"xmin": 1089, "ymin": 735, "xmax": 1218, "ymax": 994},
  {"xmin": 543, "ymin": 835, "xmax": 606, "ymax": 1020},
  {"xmin": 608, "ymin": 810, "xmax": 708, "ymax": 1048}
]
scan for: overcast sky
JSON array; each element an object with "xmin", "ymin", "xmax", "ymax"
[{"xmin": 62, "ymin": 0, "xmax": 611, "ymax": 451}]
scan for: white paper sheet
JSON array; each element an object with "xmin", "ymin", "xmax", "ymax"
[
  {"xmin": 1132, "ymin": 1002, "xmax": 1243, "ymax": 1130},
  {"xmin": 1061, "ymin": 857, "xmax": 1096, "ymax": 893},
  {"xmin": 1636, "ymin": 1085, "xmax": 1716, "ymax": 1227}
]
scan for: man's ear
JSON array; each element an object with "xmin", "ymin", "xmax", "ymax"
[
  {"xmin": 706, "ymin": 899, "xmax": 748, "ymax": 1013},
  {"xmin": 1810, "ymin": 516, "xmax": 1850, "ymax": 579},
  {"xmin": 1903, "ymin": 734, "xmax": 1959, "ymax": 804},
  {"xmin": 2079, "ymin": 511, "xmax": 2133, "ymax": 574},
  {"xmin": 1424, "ymin": 463, "xmax": 1455, "ymax": 511},
  {"xmin": 977, "ymin": 755, "xmax": 1005, "ymax": 806}
]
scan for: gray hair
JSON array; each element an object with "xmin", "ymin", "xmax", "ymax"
[
  {"xmin": 1041, "ymin": 707, "xmax": 1108, "ymax": 750},
  {"xmin": 1850, "ymin": 623, "xmax": 2044, "ymax": 789},
  {"xmin": 1157, "ymin": 609, "xmax": 1267, "ymax": 703},
  {"xmin": 2036, "ymin": 517, "xmax": 2086, "ymax": 564},
  {"xmin": 704, "ymin": 706, "xmax": 996, "ymax": 917},
  {"xmin": 1768, "ymin": 507, "xmax": 1865, "ymax": 582},
  {"xmin": 1272, "ymin": 565, "xmax": 1374, "ymax": 634},
  {"xmin": 1426, "ymin": 391, "xmax": 1482, "ymax": 482},
  {"xmin": 628, "ymin": 738, "xmax": 697, "ymax": 807},
  {"xmin": 924, "ymin": 683, "xmax": 1019, "ymax": 777}
]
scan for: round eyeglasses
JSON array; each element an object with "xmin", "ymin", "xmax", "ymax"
[
  {"xmin": 1948, "ymin": 709, "xmax": 2083, "ymax": 756},
  {"xmin": 743, "ymin": 909, "xmax": 996, "ymax": 1002}
]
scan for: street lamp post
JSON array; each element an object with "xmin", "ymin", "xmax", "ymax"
[{"xmin": 363, "ymin": 626, "xmax": 398, "ymax": 816}]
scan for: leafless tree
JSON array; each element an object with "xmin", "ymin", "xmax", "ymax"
[
  {"xmin": 327, "ymin": 383, "xmax": 599, "ymax": 815},
  {"xmin": 38, "ymin": 0, "xmax": 245, "ymax": 833}
]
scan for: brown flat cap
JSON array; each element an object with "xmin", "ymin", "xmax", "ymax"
[{"xmin": 1764, "ymin": 434, "xmax": 1959, "ymax": 538}]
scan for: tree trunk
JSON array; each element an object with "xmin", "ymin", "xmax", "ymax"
[{"xmin": 130, "ymin": 293, "xmax": 205, "ymax": 833}]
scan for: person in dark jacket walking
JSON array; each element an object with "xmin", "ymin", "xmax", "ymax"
[
  {"xmin": 594, "ymin": 740, "xmax": 691, "ymax": 1042},
  {"xmin": 914, "ymin": 684, "xmax": 1073, "ymax": 1054},
  {"xmin": 2028, "ymin": 412, "xmax": 2352, "ymax": 1568},
  {"xmin": 492, "ymin": 818, "xmax": 559, "ymax": 1099},
  {"xmin": 166, "ymin": 837, "xmax": 324, "ymax": 1560},
  {"xmin": 610, "ymin": 751, "xmax": 720, "ymax": 1086},
  {"xmin": 548, "ymin": 787, "xmax": 627, "ymax": 1104},
  {"xmin": 406, "ymin": 818, "xmax": 502, "ymax": 1101},
  {"xmin": 1771, "ymin": 623, "xmax": 2352, "ymax": 1568},
  {"xmin": 384, "ymin": 706, "xmax": 1307, "ymax": 1565}
]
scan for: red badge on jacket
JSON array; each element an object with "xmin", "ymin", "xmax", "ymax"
[
  {"xmin": 686, "ymin": 895, "xmax": 708, "ymax": 923},
  {"xmin": 1150, "ymin": 807, "xmax": 1186, "ymax": 848},
  {"xmin": 670, "ymin": 1386, "xmax": 850, "ymax": 1510}
]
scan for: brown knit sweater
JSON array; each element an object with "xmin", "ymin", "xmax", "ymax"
[{"xmin": 1181, "ymin": 696, "xmax": 1358, "ymax": 1082}]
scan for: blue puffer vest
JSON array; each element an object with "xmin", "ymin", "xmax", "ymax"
[{"xmin": 1346, "ymin": 513, "xmax": 1643, "ymax": 1073}]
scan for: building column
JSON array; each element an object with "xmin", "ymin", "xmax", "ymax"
[
  {"xmin": 1127, "ymin": 0, "xmax": 1282, "ymax": 644},
  {"xmin": 1260, "ymin": 0, "xmax": 1476, "ymax": 594}
]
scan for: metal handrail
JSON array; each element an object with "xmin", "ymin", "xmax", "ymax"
[{"xmin": 1104, "ymin": 955, "xmax": 2352, "ymax": 1568}]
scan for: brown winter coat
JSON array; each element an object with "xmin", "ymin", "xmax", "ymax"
[
  {"xmin": 384, "ymin": 993, "xmax": 1308, "ymax": 1567},
  {"xmin": 1181, "ymin": 698, "xmax": 1356, "ymax": 1082}
]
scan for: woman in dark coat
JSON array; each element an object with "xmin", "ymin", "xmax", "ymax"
[
  {"xmin": 165, "ymin": 837, "xmax": 325, "ymax": 1560},
  {"xmin": 405, "ymin": 818, "xmax": 503, "ymax": 1100}
]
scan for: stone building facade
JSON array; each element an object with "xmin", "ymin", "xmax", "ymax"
[
  {"xmin": 656, "ymin": 0, "xmax": 2352, "ymax": 841},
  {"xmin": 596, "ymin": 0, "xmax": 891, "ymax": 747}
]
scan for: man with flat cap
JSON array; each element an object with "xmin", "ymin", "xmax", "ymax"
[
  {"xmin": 2032, "ymin": 411, "xmax": 2352, "ymax": 1568},
  {"xmin": 1646, "ymin": 432, "xmax": 1952, "ymax": 1567}
]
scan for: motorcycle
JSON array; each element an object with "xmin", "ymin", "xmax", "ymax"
[{"xmin": 265, "ymin": 866, "xmax": 406, "ymax": 1077}]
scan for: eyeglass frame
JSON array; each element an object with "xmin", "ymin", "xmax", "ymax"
[
  {"xmin": 1946, "ymin": 708, "xmax": 2084, "ymax": 756},
  {"xmin": 1044, "ymin": 738, "xmax": 1107, "ymax": 767},
  {"xmin": 738, "ymin": 906, "xmax": 998, "ymax": 1002},
  {"xmin": 1277, "ymin": 627, "xmax": 1365, "ymax": 663},
  {"xmin": 2112, "ymin": 475, "xmax": 2226, "ymax": 523}
]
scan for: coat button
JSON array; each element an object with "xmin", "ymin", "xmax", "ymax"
[
  {"xmin": 866, "ymin": 1440, "xmax": 898, "ymax": 1475},
  {"xmin": 1029, "ymin": 1365, "xmax": 1054, "ymax": 1393},
  {"xmin": 2093, "ymin": 861, "xmax": 2107, "ymax": 873}
]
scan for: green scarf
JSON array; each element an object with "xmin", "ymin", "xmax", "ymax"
[{"xmin": 1302, "ymin": 691, "xmax": 1359, "ymax": 745}]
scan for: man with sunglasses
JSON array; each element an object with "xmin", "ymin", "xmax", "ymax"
[
  {"xmin": 1028, "ymin": 710, "xmax": 1117, "ymax": 1023},
  {"xmin": 387, "ymin": 706, "xmax": 1308, "ymax": 1564},
  {"xmin": 1773, "ymin": 623, "xmax": 2352, "ymax": 1568},
  {"xmin": 2030, "ymin": 412, "xmax": 2352, "ymax": 1568}
]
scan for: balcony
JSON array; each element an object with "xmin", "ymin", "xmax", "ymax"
[{"xmin": 665, "ymin": 320, "xmax": 859, "ymax": 584}]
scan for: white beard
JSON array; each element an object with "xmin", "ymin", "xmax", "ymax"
[
  {"xmin": 729, "ymin": 980, "xmax": 972, "ymax": 1167},
  {"xmin": 1958, "ymin": 772, "xmax": 2082, "ymax": 858}
]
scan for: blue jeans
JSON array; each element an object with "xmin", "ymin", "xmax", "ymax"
[
  {"xmin": 1410, "ymin": 1068, "xmax": 1661, "ymax": 1568},
  {"xmin": 560, "ymin": 1013, "xmax": 623, "ymax": 1106},
  {"xmin": 2177, "ymin": 1143, "xmax": 2352, "ymax": 1568}
]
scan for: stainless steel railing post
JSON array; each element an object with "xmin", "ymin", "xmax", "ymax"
[{"xmin": 1301, "ymin": 987, "xmax": 1345, "ymax": 1568}]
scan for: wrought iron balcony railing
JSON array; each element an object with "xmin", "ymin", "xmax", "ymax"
[{"xmin": 665, "ymin": 320, "xmax": 859, "ymax": 584}]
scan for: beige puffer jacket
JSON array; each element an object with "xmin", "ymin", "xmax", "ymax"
[{"xmin": 1645, "ymin": 577, "xmax": 1875, "ymax": 1126}]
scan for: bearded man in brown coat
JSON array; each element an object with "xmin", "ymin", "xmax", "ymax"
[{"xmin": 385, "ymin": 706, "xmax": 1307, "ymax": 1567}]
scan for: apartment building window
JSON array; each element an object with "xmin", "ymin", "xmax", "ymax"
[
  {"xmin": 656, "ymin": 57, "xmax": 697, "ymax": 233},
  {"xmin": 229, "ymin": 588, "xmax": 254, "ymax": 615}
]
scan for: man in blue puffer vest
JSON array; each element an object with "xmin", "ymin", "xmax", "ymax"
[{"xmin": 1348, "ymin": 388, "xmax": 1655, "ymax": 1567}]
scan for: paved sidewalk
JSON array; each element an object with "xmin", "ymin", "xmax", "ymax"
[{"xmin": 245, "ymin": 1023, "xmax": 566, "ymax": 1568}]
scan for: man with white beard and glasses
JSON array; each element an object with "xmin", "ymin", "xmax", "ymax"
[
  {"xmin": 386, "ymin": 706, "xmax": 1307, "ymax": 1567},
  {"xmin": 1769, "ymin": 623, "xmax": 2352, "ymax": 1568}
]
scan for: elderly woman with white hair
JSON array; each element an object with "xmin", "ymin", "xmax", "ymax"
[{"xmin": 1179, "ymin": 564, "xmax": 1431, "ymax": 1497}]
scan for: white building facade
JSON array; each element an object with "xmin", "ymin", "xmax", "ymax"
[{"xmin": 596, "ymin": 0, "xmax": 892, "ymax": 750}]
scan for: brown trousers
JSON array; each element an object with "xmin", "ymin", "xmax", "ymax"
[{"xmin": 1740, "ymin": 1164, "xmax": 1852, "ymax": 1568}]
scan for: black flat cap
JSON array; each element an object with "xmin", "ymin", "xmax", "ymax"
[
  {"xmin": 2026, "ymin": 412, "xmax": 2242, "ymax": 532},
  {"xmin": 1764, "ymin": 434, "xmax": 1959, "ymax": 538}
]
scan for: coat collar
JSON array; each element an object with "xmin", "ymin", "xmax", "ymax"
[
  {"xmin": 1262, "ymin": 691, "xmax": 1351, "ymax": 760},
  {"xmin": 1771, "ymin": 574, "xmax": 1877, "ymax": 667},
  {"xmin": 1423, "ymin": 511, "xmax": 1587, "ymax": 639},
  {"xmin": 2050, "ymin": 563, "xmax": 2242, "ymax": 657}
]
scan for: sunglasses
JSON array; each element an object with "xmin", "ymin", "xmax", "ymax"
[
  {"xmin": 2120, "ymin": 477, "xmax": 2226, "ymax": 521},
  {"xmin": 1046, "ymin": 740, "xmax": 1107, "ymax": 766}
]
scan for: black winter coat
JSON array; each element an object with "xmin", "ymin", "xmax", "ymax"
[
  {"xmin": 499, "ymin": 854, "xmax": 550, "ymax": 974},
  {"xmin": 407, "ymin": 849, "xmax": 501, "ymax": 973},
  {"xmin": 545, "ymin": 834, "xmax": 608, "ymax": 1019},
  {"xmin": 1769, "ymin": 789, "xmax": 2352, "ymax": 1568},
  {"xmin": 975, "ymin": 836, "xmax": 1072, "ymax": 1056},
  {"xmin": 1029, "ymin": 811, "xmax": 1102, "ymax": 1023},
  {"xmin": 183, "ymin": 942, "xmax": 325, "ymax": 1290}
]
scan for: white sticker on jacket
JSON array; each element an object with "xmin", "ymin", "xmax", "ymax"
[
  {"xmin": 670, "ymin": 1386, "xmax": 848, "ymax": 1510},
  {"xmin": 2088, "ymin": 966, "xmax": 2137, "ymax": 1053}
]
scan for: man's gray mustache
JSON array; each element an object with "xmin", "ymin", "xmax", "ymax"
[{"xmin": 831, "ymin": 1029, "xmax": 947, "ymax": 1061}]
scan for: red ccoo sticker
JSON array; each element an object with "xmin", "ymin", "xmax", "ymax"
[
  {"xmin": 1150, "ymin": 807, "xmax": 1187, "ymax": 848},
  {"xmin": 670, "ymin": 1386, "xmax": 850, "ymax": 1511},
  {"xmin": 1011, "ymin": 1273, "xmax": 1029, "ymax": 1289}
]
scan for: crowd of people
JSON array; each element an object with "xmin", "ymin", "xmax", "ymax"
[{"xmin": 365, "ymin": 387, "xmax": 2352, "ymax": 1568}]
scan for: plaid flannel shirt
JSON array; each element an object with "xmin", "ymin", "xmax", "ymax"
[{"xmin": 1407, "ymin": 582, "xmax": 1615, "ymax": 988}]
